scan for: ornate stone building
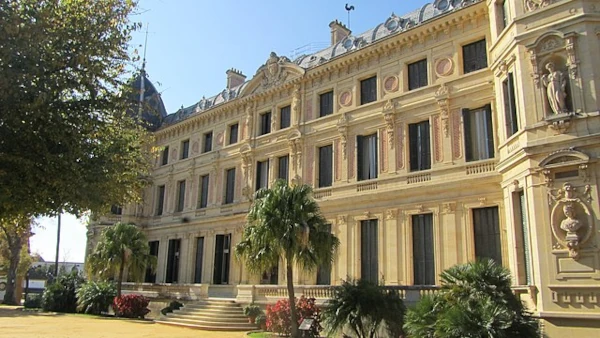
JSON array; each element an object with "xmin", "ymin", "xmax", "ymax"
[{"xmin": 87, "ymin": 0, "xmax": 600, "ymax": 336}]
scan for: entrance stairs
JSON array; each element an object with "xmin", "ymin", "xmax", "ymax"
[{"xmin": 155, "ymin": 299, "xmax": 257, "ymax": 331}]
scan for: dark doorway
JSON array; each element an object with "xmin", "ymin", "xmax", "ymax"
[
  {"xmin": 165, "ymin": 239, "xmax": 180, "ymax": 283},
  {"xmin": 361, "ymin": 219, "xmax": 378, "ymax": 283},
  {"xmin": 213, "ymin": 234, "xmax": 231, "ymax": 284},
  {"xmin": 194, "ymin": 237, "xmax": 204, "ymax": 283},
  {"xmin": 144, "ymin": 241, "xmax": 159, "ymax": 283}
]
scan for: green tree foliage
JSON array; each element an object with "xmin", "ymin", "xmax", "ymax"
[
  {"xmin": 321, "ymin": 279, "xmax": 406, "ymax": 338},
  {"xmin": 0, "ymin": 216, "xmax": 34, "ymax": 304},
  {"xmin": 76, "ymin": 280, "xmax": 117, "ymax": 315},
  {"xmin": 41, "ymin": 271, "xmax": 85, "ymax": 313},
  {"xmin": 235, "ymin": 181, "xmax": 340, "ymax": 338},
  {"xmin": 0, "ymin": 0, "xmax": 153, "ymax": 219},
  {"xmin": 86, "ymin": 223, "xmax": 157, "ymax": 297},
  {"xmin": 403, "ymin": 259, "xmax": 539, "ymax": 338}
]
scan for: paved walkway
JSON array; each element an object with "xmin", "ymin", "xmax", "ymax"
[{"xmin": 0, "ymin": 306, "xmax": 247, "ymax": 338}]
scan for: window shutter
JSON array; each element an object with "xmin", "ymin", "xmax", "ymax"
[
  {"xmin": 503, "ymin": 78, "xmax": 513, "ymax": 136},
  {"xmin": 409, "ymin": 124, "xmax": 419, "ymax": 171},
  {"xmin": 508, "ymin": 74, "xmax": 518, "ymax": 135},
  {"xmin": 421, "ymin": 121, "xmax": 431, "ymax": 170},
  {"xmin": 484, "ymin": 104, "xmax": 494, "ymax": 158},
  {"xmin": 462, "ymin": 108, "xmax": 473, "ymax": 162}
]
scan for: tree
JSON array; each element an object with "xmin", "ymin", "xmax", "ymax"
[
  {"xmin": 404, "ymin": 259, "xmax": 539, "ymax": 338},
  {"xmin": 321, "ymin": 279, "xmax": 406, "ymax": 338},
  {"xmin": 0, "ymin": 216, "xmax": 34, "ymax": 304},
  {"xmin": 86, "ymin": 223, "xmax": 156, "ymax": 297},
  {"xmin": 235, "ymin": 181, "xmax": 340, "ymax": 338}
]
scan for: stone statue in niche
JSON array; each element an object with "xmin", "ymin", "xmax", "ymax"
[
  {"xmin": 541, "ymin": 62, "xmax": 568, "ymax": 114},
  {"xmin": 549, "ymin": 182, "xmax": 594, "ymax": 259}
]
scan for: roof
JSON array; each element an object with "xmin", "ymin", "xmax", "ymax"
[
  {"xmin": 160, "ymin": 0, "xmax": 481, "ymax": 128},
  {"xmin": 130, "ymin": 72, "xmax": 168, "ymax": 131}
]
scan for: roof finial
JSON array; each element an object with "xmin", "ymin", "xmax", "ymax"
[
  {"xmin": 142, "ymin": 23, "xmax": 149, "ymax": 74},
  {"xmin": 139, "ymin": 23, "xmax": 149, "ymax": 117},
  {"xmin": 345, "ymin": 3, "xmax": 355, "ymax": 29}
]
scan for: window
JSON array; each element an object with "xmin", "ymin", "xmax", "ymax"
[
  {"xmin": 409, "ymin": 121, "xmax": 431, "ymax": 172},
  {"xmin": 408, "ymin": 59, "xmax": 428, "ymax": 90},
  {"xmin": 213, "ymin": 234, "xmax": 231, "ymax": 284},
  {"xmin": 166, "ymin": 239, "xmax": 180, "ymax": 283},
  {"xmin": 319, "ymin": 90, "xmax": 334, "ymax": 117},
  {"xmin": 514, "ymin": 191, "xmax": 532, "ymax": 285},
  {"xmin": 259, "ymin": 111, "xmax": 271, "ymax": 135},
  {"xmin": 110, "ymin": 205, "xmax": 122, "ymax": 215},
  {"xmin": 498, "ymin": 0, "xmax": 509, "ymax": 32},
  {"xmin": 280, "ymin": 105, "xmax": 291, "ymax": 129},
  {"xmin": 198, "ymin": 174, "xmax": 209, "ymax": 209},
  {"xmin": 360, "ymin": 76, "xmax": 377, "ymax": 105},
  {"xmin": 278, "ymin": 155, "xmax": 289, "ymax": 182},
  {"xmin": 229, "ymin": 123, "xmax": 239, "ymax": 145},
  {"xmin": 255, "ymin": 160, "xmax": 269, "ymax": 191},
  {"xmin": 357, "ymin": 134, "xmax": 378, "ymax": 181},
  {"xmin": 145, "ymin": 241, "xmax": 159, "ymax": 283},
  {"xmin": 413, "ymin": 214, "xmax": 435, "ymax": 285},
  {"xmin": 161, "ymin": 146, "xmax": 169, "ymax": 165},
  {"xmin": 463, "ymin": 104, "xmax": 494, "ymax": 162},
  {"xmin": 176, "ymin": 180, "xmax": 186, "ymax": 212},
  {"xmin": 463, "ymin": 39, "xmax": 488, "ymax": 73},
  {"xmin": 473, "ymin": 206, "xmax": 502, "ymax": 264},
  {"xmin": 361, "ymin": 219, "xmax": 378, "ymax": 283},
  {"xmin": 224, "ymin": 168, "xmax": 235, "ymax": 204},
  {"xmin": 156, "ymin": 185, "xmax": 165, "ymax": 216},
  {"xmin": 318, "ymin": 145, "xmax": 333, "ymax": 187},
  {"xmin": 316, "ymin": 224, "xmax": 332, "ymax": 285},
  {"xmin": 503, "ymin": 73, "xmax": 519, "ymax": 138},
  {"xmin": 193, "ymin": 237, "xmax": 204, "ymax": 283},
  {"xmin": 203, "ymin": 132, "xmax": 213, "ymax": 153},
  {"xmin": 181, "ymin": 140, "xmax": 189, "ymax": 159}
]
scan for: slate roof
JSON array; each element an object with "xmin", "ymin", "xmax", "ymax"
[{"xmin": 160, "ymin": 0, "xmax": 480, "ymax": 128}]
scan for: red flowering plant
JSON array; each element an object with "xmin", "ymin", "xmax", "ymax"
[
  {"xmin": 112, "ymin": 294, "xmax": 151, "ymax": 319},
  {"xmin": 266, "ymin": 296, "xmax": 321, "ymax": 337}
]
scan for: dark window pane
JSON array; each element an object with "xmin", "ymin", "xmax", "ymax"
[
  {"xmin": 409, "ymin": 121, "xmax": 431, "ymax": 171},
  {"xmin": 181, "ymin": 140, "xmax": 190, "ymax": 159},
  {"xmin": 278, "ymin": 155, "xmax": 289, "ymax": 182},
  {"xmin": 357, "ymin": 134, "xmax": 378, "ymax": 181},
  {"xmin": 198, "ymin": 174, "xmax": 209, "ymax": 209},
  {"xmin": 166, "ymin": 239, "xmax": 181, "ymax": 283},
  {"xmin": 515, "ymin": 191, "xmax": 532, "ymax": 285},
  {"xmin": 463, "ymin": 39, "xmax": 488, "ymax": 73},
  {"xmin": 145, "ymin": 241, "xmax": 159, "ymax": 282},
  {"xmin": 408, "ymin": 59, "xmax": 428, "ymax": 90},
  {"xmin": 319, "ymin": 91, "xmax": 334, "ymax": 117},
  {"xmin": 110, "ymin": 205, "xmax": 122, "ymax": 215},
  {"xmin": 224, "ymin": 168, "xmax": 235, "ymax": 204},
  {"xmin": 260, "ymin": 112, "xmax": 271, "ymax": 135},
  {"xmin": 473, "ymin": 207, "xmax": 502, "ymax": 264},
  {"xmin": 319, "ymin": 145, "xmax": 333, "ymax": 187},
  {"xmin": 157, "ymin": 185, "xmax": 165, "ymax": 216},
  {"xmin": 213, "ymin": 234, "xmax": 231, "ymax": 284},
  {"xmin": 361, "ymin": 219, "xmax": 378, "ymax": 283},
  {"xmin": 203, "ymin": 132, "xmax": 212, "ymax": 153},
  {"xmin": 194, "ymin": 237, "xmax": 204, "ymax": 283},
  {"xmin": 413, "ymin": 214, "xmax": 435, "ymax": 285},
  {"xmin": 176, "ymin": 180, "xmax": 185, "ymax": 212},
  {"xmin": 360, "ymin": 76, "xmax": 377, "ymax": 105},
  {"xmin": 280, "ymin": 106, "xmax": 291, "ymax": 129},
  {"xmin": 316, "ymin": 224, "xmax": 332, "ymax": 285},
  {"xmin": 229, "ymin": 123, "xmax": 239, "ymax": 144},
  {"xmin": 255, "ymin": 160, "xmax": 269, "ymax": 191},
  {"xmin": 503, "ymin": 73, "xmax": 519, "ymax": 137},
  {"xmin": 463, "ymin": 105, "xmax": 494, "ymax": 162},
  {"xmin": 161, "ymin": 146, "xmax": 169, "ymax": 165}
]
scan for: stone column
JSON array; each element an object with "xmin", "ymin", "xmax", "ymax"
[{"xmin": 384, "ymin": 209, "xmax": 399, "ymax": 285}]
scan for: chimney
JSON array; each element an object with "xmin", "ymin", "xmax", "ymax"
[
  {"xmin": 329, "ymin": 20, "xmax": 351, "ymax": 46},
  {"xmin": 226, "ymin": 68, "xmax": 246, "ymax": 90}
]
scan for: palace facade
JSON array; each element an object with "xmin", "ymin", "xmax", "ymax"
[{"xmin": 87, "ymin": 0, "xmax": 600, "ymax": 336}]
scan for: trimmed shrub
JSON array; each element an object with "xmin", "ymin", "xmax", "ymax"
[
  {"xmin": 76, "ymin": 281, "xmax": 117, "ymax": 315},
  {"xmin": 266, "ymin": 296, "xmax": 321, "ymax": 337},
  {"xmin": 112, "ymin": 294, "xmax": 151, "ymax": 319},
  {"xmin": 41, "ymin": 272, "xmax": 85, "ymax": 313},
  {"xmin": 160, "ymin": 300, "xmax": 184, "ymax": 315},
  {"xmin": 24, "ymin": 294, "xmax": 42, "ymax": 309}
]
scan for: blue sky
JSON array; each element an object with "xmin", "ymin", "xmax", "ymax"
[{"xmin": 30, "ymin": 0, "xmax": 431, "ymax": 262}]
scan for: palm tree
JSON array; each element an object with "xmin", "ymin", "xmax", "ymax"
[
  {"xmin": 404, "ymin": 259, "xmax": 539, "ymax": 338},
  {"xmin": 235, "ymin": 180, "xmax": 340, "ymax": 338},
  {"xmin": 86, "ymin": 222, "xmax": 157, "ymax": 297}
]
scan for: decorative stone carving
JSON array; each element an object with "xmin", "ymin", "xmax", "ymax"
[
  {"xmin": 442, "ymin": 202, "xmax": 456, "ymax": 214},
  {"xmin": 435, "ymin": 84, "xmax": 450, "ymax": 137},
  {"xmin": 386, "ymin": 209, "xmax": 398, "ymax": 220},
  {"xmin": 337, "ymin": 113, "xmax": 349, "ymax": 159},
  {"xmin": 434, "ymin": 57, "xmax": 454, "ymax": 77},
  {"xmin": 292, "ymin": 85, "xmax": 301, "ymax": 125},
  {"xmin": 382, "ymin": 99, "xmax": 396, "ymax": 148},
  {"xmin": 339, "ymin": 90, "xmax": 352, "ymax": 107},
  {"xmin": 565, "ymin": 34, "xmax": 579, "ymax": 80},
  {"xmin": 525, "ymin": 0, "xmax": 557, "ymax": 12},
  {"xmin": 383, "ymin": 75, "xmax": 399, "ymax": 93},
  {"xmin": 244, "ymin": 104, "xmax": 254, "ymax": 140},
  {"xmin": 542, "ymin": 62, "xmax": 569, "ymax": 114},
  {"xmin": 258, "ymin": 52, "xmax": 290, "ymax": 89},
  {"xmin": 549, "ymin": 182, "xmax": 594, "ymax": 259},
  {"xmin": 528, "ymin": 50, "xmax": 540, "ymax": 87}
]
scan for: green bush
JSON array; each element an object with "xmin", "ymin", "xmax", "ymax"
[
  {"xmin": 76, "ymin": 281, "xmax": 117, "ymax": 315},
  {"xmin": 160, "ymin": 300, "xmax": 184, "ymax": 315},
  {"xmin": 23, "ymin": 294, "xmax": 42, "ymax": 308},
  {"xmin": 243, "ymin": 303, "xmax": 263, "ymax": 318},
  {"xmin": 41, "ymin": 272, "xmax": 85, "ymax": 313}
]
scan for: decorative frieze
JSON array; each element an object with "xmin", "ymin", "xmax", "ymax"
[
  {"xmin": 382, "ymin": 99, "xmax": 396, "ymax": 148},
  {"xmin": 451, "ymin": 109, "xmax": 462, "ymax": 159},
  {"xmin": 396, "ymin": 123, "xmax": 404, "ymax": 169}
]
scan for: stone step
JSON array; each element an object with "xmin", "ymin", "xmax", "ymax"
[
  {"xmin": 167, "ymin": 312, "xmax": 249, "ymax": 323},
  {"xmin": 186, "ymin": 302, "xmax": 240, "ymax": 309},
  {"xmin": 181, "ymin": 306, "xmax": 244, "ymax": 314},
  {"xmin": 173, "ymin": 309, "xmax": 246, "ymax": 318},
  {"xmin": 155, "ymin": 320, "xmax": 257, "ymax": 331},
  {"xmin": 159, "ymin": 316, "xmax": 256, "ymax": 329}
]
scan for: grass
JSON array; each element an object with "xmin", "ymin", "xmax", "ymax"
[{"xmin": 247, "ymin": 332, "xmax": 270, "ymax": 338}]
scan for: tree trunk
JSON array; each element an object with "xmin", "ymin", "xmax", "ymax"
[
  {"xmin": 3, "ymin": 238, "xmax": 23, "ymax": 305},
  {"xmin": 117, "ymin": 250, "xmax": 126, "ymax": 298},
  {"xmin": 286, "ymin": 260, "xmax": 300, "ymax": 338}
]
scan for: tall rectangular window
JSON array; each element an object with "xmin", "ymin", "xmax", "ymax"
[
  {"xmin": 176, "ymin": 180, "xmax": 186, "ymax": 212},
  {"xmin": 319, "ymin": 90, "xmax": 334, "ymax": 117},
  {"xmin": 360, "ymin": 76, "xmax": 377, "ymax": 105},
  {"xmin": 408, "ymin": 59, "xmax": 428, "ymax": 90},
  {"xmin": 278, "ymin": 155, "xmax": 289, "ymax": 183},
  {"xmin": 318, "ymin": 145, "xmax": 333, "ymax": 187},
  {"xmin": 463, "ymin": 39, "xmax": 488, "ymax": 73},
  {"xmin": 166, "ymin": 239, "xmax": 181, "ymax": 283},
  {"xmin": 473, "ymin": 206, "xmax": 502, "ymax": 264},
  {"xmin": 409, "ymin": 121, "xmax": 431, "ymax": 172},
  {"xmin": 181, "ymin": 140, "xmax": 190, "ymax": 159},
  {"xmin": 193, "ymin": 237, "xmax": 204, "ymax": 283},
  {"xmin": 463, "ymin": 105, "xmax": 494, "ymax": 162},
  {"xmin": 203, "ymin": 132, "xmax": 213, "ymax": 153},
  {"xmin": 357, "ymin": 134, "xmax": 378, "ymax": 181},
  {"xmin": 156, "ymin": 185, "xmax": 165, "ymax": 216},
  {"xmin": 413, "ymin": 214, "xmax": 435, "ymax": 285},
  {"xmin": 198, "ymin": 174, "xmax": 209, "ymax": 209},
  {"xmin": 498, "ymin": 1, "xmax": 510, "ymax": 32},
  {"xmin": 361, "ymin": 219, "xmax": 378, "ymax": 283},
  {"xmin": 229, "ymin": 123, "xmax": 239, "ymax": 145},
  {"xmin": 260, "ymin": 111, "xmax": 271, "ymax": 135},
  {"xmin": 213, "ymin": 234, "xmax": 231, "ymax": 284},
  {"xmin": 110, "ymin": 205, "xmax": 123, "ymax": 215},
  {"xmin": 316, "ymin": 224, "xmax": 332, "ymax": 285},
  {"xmin": 224, "ymin": 168, "xmax": 235, "ymax": 204},
  {"xmin": 161, "ymin": 146, "xmax": 169, "ymax": 165},
  {"xmin": 503, "ymin": 73, "xmax": 519, "ymax": 138},
  {"xmin": 514, "ymin": 191, "xmax": 532, "ymax": 285},
  {"xmin": 145, "ymin": 241, "xmax": 159, "ymax": 283},
  {"xmin": 255, "ymin": 160, "xmax": 269, "ymax": 191},
  {"xmin": 280, "ymin": 105, "xmax": 291, "ymax": 129}
]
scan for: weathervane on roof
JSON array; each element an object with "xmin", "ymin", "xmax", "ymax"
[{"xmin": 345, "ymin": 3, "xmax": 355, "ymax": 29}]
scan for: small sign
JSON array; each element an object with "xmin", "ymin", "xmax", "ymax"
[{"xmin": 299, "ymin": 318, "xmax": 314, "ymax": 331}]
